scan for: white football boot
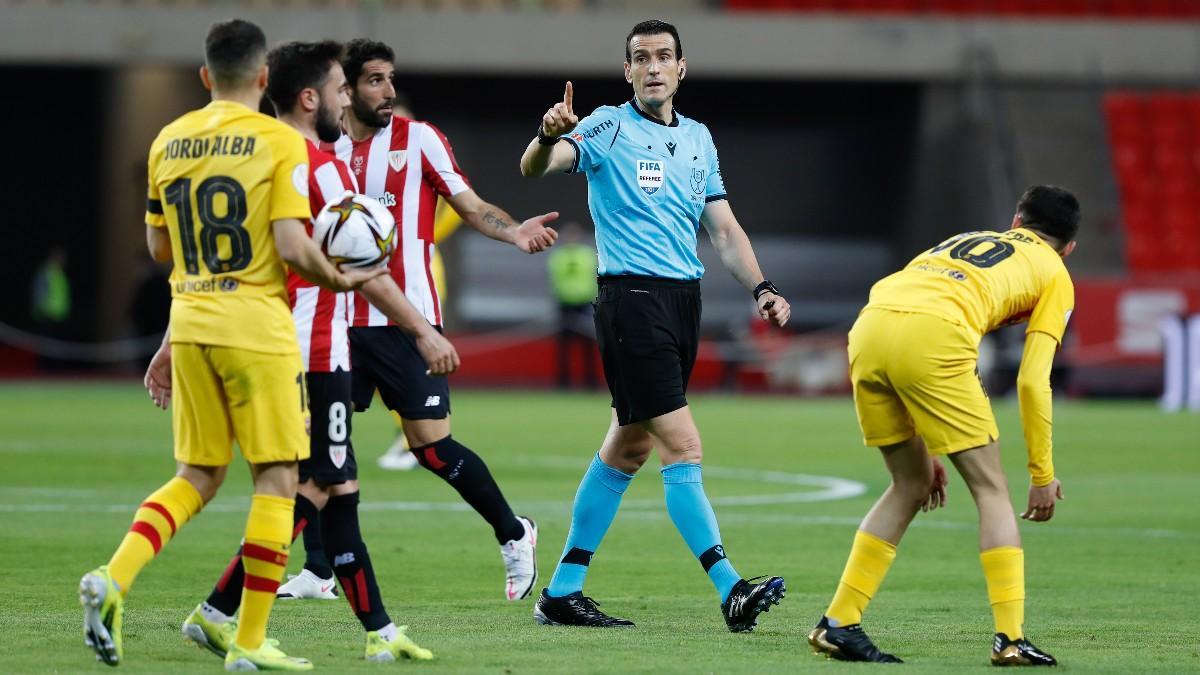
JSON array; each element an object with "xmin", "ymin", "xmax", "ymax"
[
  {"xmin": 275, "ymin": 568, "xmax": 338, "ymax": 600},
  {"xmin": 501, "ymin": 516, "xmax": 538, "ymax": 601}
]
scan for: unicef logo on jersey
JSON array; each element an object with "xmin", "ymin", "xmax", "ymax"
[{"xmin": 637, "ymin": 159, "xmax": 664, "ymax": 195}]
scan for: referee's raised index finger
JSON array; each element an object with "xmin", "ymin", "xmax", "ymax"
[{"xmin": 564, "ymin": 81, "xmax": 573, "ymax": 112}]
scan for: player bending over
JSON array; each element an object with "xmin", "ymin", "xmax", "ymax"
[{"xmin": 807, "ymin": 185, "xmax": 1078, "ymax": 667}]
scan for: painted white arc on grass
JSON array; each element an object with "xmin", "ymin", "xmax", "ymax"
[{"xmin": 0, "ymin": 461, "xmax": 867, "ymax": 512}]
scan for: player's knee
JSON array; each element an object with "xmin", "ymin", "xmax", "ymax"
[
  {"xmin": 965, "ymin": 470, "xmax": 1009, "ymax": 499},
  {"xmin": 666, "ymin": 433, "xmax": 702, "ymax": 464},
  {"xmin": 402, "ymin": 418, "xmax": 451, "ymax": 447},
  {"xmin": 609, "ymin": 447, "xmax": 651, "ymax": 473},
  {"xmin": 889, "ymin": 478, "xmax": 929, "ymax": 508},
  {"xmin": 176, "ymin": 464, "xmax": 225, "ymax": 503}
]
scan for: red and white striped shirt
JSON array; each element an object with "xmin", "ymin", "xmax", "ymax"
[
  {"xmin": 332, "ymin": 116, "xmax": 471, "ymax": 328},
  {"xmin": 286, "ymin": 141, "xmax": 359, "ymax": 373}
]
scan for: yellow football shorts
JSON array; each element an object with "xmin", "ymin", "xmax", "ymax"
[
  {"xmin": 171, "ymin": 342, "xmax": 310, "ymax": 466},
  {"xmin": 847, "ymin": 308, "xmax": 999, "ymax": 455}
]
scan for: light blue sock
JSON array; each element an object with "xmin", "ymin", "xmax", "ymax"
[
  {"xmin": 546, "ymin": 454, "xmax": 634, "ymax": 598},
  {"xmin": 662, "ymin": 462, "xmax": 742, "ymax": 602}
]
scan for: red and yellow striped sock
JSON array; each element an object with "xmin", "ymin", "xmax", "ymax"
[
  {"xmin": 981, "ymin": 546, "xmax": 1025, "ymax": 640},
  {"xmin": 108, "ymin": 477, "xmax": 203, "ymax": 595},
  {"xmin": 235, "ymin": 494, "xmax": 294, "ymax": 651},
  {"xmin": 826, "ymin": 530, "xmax": 897, "ymax": 627}
]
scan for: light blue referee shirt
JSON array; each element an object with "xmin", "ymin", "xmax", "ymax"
[{"xmin": 562, "ymin": 99, "xmax": 727, "ymax": 281}]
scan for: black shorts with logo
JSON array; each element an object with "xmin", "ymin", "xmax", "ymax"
[
  {"xmin": 594, "ymin": 275, "xmax": 701, "ymax": 426},
  {"xmin": 348, "ymin": 325, "xmax": 451, "ymax": 419},
  {"xmin": 299, "ymin": 370, "xmax": 357, "ymax": 485}
]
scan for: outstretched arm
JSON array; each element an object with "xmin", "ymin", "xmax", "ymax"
[
  {"xmin": 445, "ymin": 189, "xmax": 559, "ymax": 254},
  {"xmin": 521, "ymin": 81, "xmax": 581, "ymax": 178},
  {"xmin": 700, "ymin": 200, "xmax": 791, "ymax": 327}
]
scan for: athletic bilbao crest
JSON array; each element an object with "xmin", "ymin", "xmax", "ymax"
[
  {"xmin": 690, "ymin": 168, "xmax": 706, "ymax": 195},
  {"xmin": 637, "ymin": 159, "xmax": 664, "ymax": 195},
  {"xmin": 388, "ymin": 150, "xmax": 407, "ymax": 172},
  {"xmin": 329, "ymin": 444, "xmax": 347, "ymax": 469}
]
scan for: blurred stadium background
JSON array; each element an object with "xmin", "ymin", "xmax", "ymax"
[
  {"xmin": 2, "ymin": 3, "xmax": 1200, "ymax": 396},
  {"xmin": 3, "ymin": 5, "xmax": 1200, "ymax": 673}
]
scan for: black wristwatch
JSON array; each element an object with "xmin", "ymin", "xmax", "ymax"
[
  {"xmin": 536, "ymin": 125, "xmax": 560, "ymax": 146},
  {"xmin": 753, "ymin": 280, "xmax": 779, "ymax": 301}
]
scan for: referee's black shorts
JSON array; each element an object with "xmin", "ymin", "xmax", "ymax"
[{"xmin": 593, "ymin": 275, "xmax": 701, "ymax": 426}]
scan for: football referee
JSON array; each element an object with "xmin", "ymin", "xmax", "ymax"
[{"xmin": 520, "ymin": 19, "xmax": 792, "ymax": 630}]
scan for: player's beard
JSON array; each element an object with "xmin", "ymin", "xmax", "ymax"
[
  {"xmin": 351, "ymin": 97, "xmax": 392, "ymax": 129},
  {"xmin": 316, "ymin": 103, "xmax": 342, "ymax": 144}
]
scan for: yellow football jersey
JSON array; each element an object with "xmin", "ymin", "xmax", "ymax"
[
  {"xmin": 145, "ymin": 100, "xmax": 310, "ymax": 354},
  {"xmin": 867, "ymin": 228, "xmax": 1074, "ymax": 344}
]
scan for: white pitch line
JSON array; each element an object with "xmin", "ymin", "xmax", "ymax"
[{"xmin": 1, "ymin": 458, "xmax": 1194, "ymax": 541}]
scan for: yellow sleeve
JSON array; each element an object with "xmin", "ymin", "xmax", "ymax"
[
  {"xmin": 1026, "ymin": 268, "xmax": 1074, "ymax": 344},
  {"xmin": 145, "ymin": 142, "xmax": 166, "ymax": 228},
  {"xmin": 268, "ymin": 128, "xmax": 312, "ymax": 222},
  {"xmin": 1016, "ymin": 330, "xmax": 1060, "ymax": 486},
  {"xmin": 432, "ymin": 199, "xmax": 462, "ymax": 245}
]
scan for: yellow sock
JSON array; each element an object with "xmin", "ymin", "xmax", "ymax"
[
  {"xmin": 981, "ymin": 546, "xmax": 1025, "ymax": 640},
  {"xmin": 108, "ymin": 477, "xmax": 203, "ymax": 595},
  {"xmin": 236, "ymin": 494, "xmax": 294, "ymax": 651},
  {"xmin": 826, "ymin": 530, "xmax": 897, "ymax": 626}
]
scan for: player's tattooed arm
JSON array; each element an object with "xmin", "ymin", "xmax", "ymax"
[
  {"xmin": 448, "ymin": 189, "xmax": 561, "ymax": 254},
  {"xmin": 482, "ymin": 209, "xmax": 515, "ymax": 235}
]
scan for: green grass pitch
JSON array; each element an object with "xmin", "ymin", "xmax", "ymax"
[{"xmin": 1, "ymin": 382, "xmax": 1197, "ymax": 673}]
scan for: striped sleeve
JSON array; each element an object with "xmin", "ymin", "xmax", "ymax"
[
  {"xmin": 418, "ymin": 122, "xmax": 471, "ymax": 198},
  {"xmin": 312, "ymin": 160, "xmax": 351, "ymax": 211}
]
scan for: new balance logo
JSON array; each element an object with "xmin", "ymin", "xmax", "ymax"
[
  {"xmin": 333, "ymin": 552, "xmax": 356, "ymax": 566},
  {"xmin": 424, "ymin": 396, "xmax": 441, "ymax": 407}
]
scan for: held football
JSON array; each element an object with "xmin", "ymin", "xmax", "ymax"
[{"xmin": 312, "ymin": 191, "xmax": 396, "ymax": 269}]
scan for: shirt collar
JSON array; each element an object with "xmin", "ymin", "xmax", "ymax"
[{"xmin": 629, "ymin": 98, "xmax": 679, "ymax": 127}]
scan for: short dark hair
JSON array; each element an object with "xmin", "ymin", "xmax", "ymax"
[
  {"xmin": 205, "ymin": 19, "xmax": 267, "ymax": 88},
  {"xmin": 625, "ymin": 19, "xmax": 682, "ymax": 62},
  {"xmin": 1016, "ymin": 185, "xmax": 1081, "ymax": 245},
  {"xmin": 342, "ymin": 38, "xmax": 395, "ymax": 88},
  {"xmin": 266, "ymin": 40, "xmax": 344, "ymax": 114}
]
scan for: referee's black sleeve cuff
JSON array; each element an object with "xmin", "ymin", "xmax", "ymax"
[
  {"xmin": 704, "ymin": 193, "xmax": 727, "ymax": 203},
  {"xmin": 562, "ymin": 136, "xmax": 582, "ymax": 174},
  {"xmin": 146, "ymin": 198, "xmax": 163, "ymax": 214}
]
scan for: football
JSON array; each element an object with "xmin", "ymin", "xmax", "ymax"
[{"xmin": 311, "ymin": 191, "xmax": 396, "ymax": 269}]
